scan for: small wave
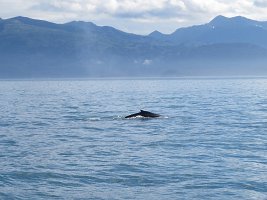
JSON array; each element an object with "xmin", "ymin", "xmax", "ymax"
[
  {"xmin": 88, "ymin": 117, "xmax": 101, "ymax": 121},
  {"xmin": 0, "ymin": 122, "xmax": 11, "ymax": 127},
  {"xmin": 113, "ymin": 116, "xmax": 125, "ymax": 120},
  {"xmin": 124, "ymin": 116, "xmax": 168, "ymax": 120}
]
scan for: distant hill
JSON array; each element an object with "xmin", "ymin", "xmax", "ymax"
[
  {"xmin": 1, "ymin": 16, "xmax": 267, "ymax": 78},
  {"xmin": 149, "ymin": 15, "xmax": 267, "ymax": 48}
]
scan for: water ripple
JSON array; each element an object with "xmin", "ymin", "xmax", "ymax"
[{"xmin": 0, "ymin": 79, "xmax": 267, "ymax": 199}]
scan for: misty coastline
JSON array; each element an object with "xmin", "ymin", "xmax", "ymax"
[{"xmin": 1, "ymin": 15, "xmax": 267, "ymax": 78}]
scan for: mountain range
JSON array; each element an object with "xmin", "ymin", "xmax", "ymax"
[{"xmin": 1, "ymin": 15, "xmax": 267, "ymax": 78}]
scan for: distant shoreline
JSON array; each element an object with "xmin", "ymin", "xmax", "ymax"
[{"xmin": 1, "ymin": 76, "xmax": 267, "ymax": 81}]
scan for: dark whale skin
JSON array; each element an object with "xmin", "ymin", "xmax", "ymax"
[{"xmin": 125, "ymin": 110, "xmax": 160, "ymax": 118}]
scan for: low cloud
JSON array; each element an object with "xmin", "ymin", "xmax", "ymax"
[
  {"xmin": 30, "ymin": 0, "xmax": 264, "ymax": 24},
  {"xmin": 31, "ymin": 0, "xmax": 188, "ymax": 19},
  {"xmin": 31, "ymin": 1, "xmax": 87, "ymax": 12},
  {"xmin": 2, "ymin": 0, "xmax": 267, "ymax": 34},
  {"xmin": 254, "ymin": 0, "xmax": 267, "ymax": 8},
  {"xmin": 28, "ymin": 0, "xmax": 231, "ymax": 30}
]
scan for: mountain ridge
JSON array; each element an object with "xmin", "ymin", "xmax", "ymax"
[
  {"xmin": 149, "ymin": 15, "xmax": 267, "ymax": 48},
  {"xmin": 1, "ymin": 15, "xmax": 267, "ymax": 78}
]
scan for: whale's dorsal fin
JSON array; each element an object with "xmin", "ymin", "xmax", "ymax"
[{"xmin": 125, "ymin": 110, "xmax": 160, "ymax": 118}]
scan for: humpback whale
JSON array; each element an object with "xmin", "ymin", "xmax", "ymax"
[{"xmin": 125, "ymin": 110, "xmax": 160, "ymax": 118}]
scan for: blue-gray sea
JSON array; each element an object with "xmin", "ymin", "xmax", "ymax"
[{"xmin": 0, "ymin": 78, "xmax": 267, "ymax": 200}]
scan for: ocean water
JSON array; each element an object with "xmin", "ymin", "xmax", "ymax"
[{"xmin": 0, "ymin": 78, "xmax": 267, "ymax": 200}]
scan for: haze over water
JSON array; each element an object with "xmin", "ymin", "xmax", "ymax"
[{"xmin": 0, "ymin": 78, "xmax": 267, "ymax": 199}]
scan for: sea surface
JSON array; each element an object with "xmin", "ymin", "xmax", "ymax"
[{"xmin": 0, "ymin": 78, "xmax": 267, "ymax": 200}]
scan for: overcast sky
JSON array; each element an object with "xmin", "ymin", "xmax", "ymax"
[{"xmin": 1, "ymin": 0, "xmax": 267, "ymax": 34}]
